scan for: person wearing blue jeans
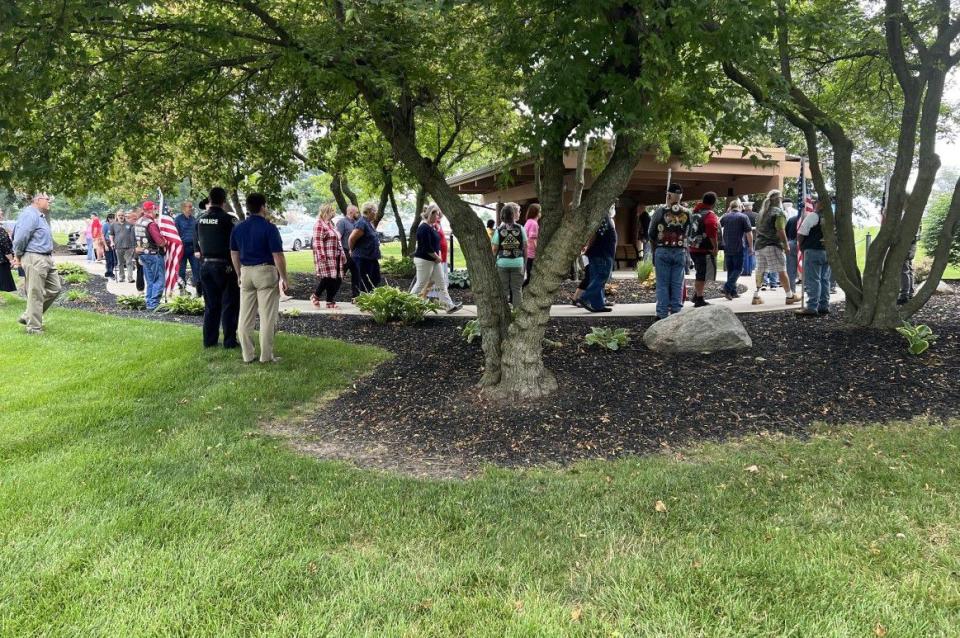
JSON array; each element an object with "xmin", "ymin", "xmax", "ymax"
[
  {"xmin": 649, "ymin": 183, "xmax": 692, "ymax": 319},
  {"xmin": 720, "ymin": 200, "xmax": 754, "ymax": 300},
  {"xmin": 654, "ymin": 248, "xmax": 686, "ymax": 317},
  {"xmin": 139, "ymin": 253, "xmax": 165, "ymax": 310},
  {"xmin": 581, "ymin": 211, "xmax": 617, "ymax": 312},
  {"xmin": 134, "ymin": 204, "xmax": 167, "ymax": 311},
  {"xmin": 175, "ymin": 201, "xmax": 201, "ymax": 295},
  {"xmin": 795, "ymin": 200, "xmax": 832, "ymax": 316}
]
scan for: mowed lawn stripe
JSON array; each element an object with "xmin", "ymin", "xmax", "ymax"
[{"xmin": 0, "ymin": 295, "xmax": 958, "ymax": 636}]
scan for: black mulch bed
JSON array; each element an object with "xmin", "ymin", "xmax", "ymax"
[
  {"xmin": 287, "ymin": 271, "xmax": 745, "ymax": 305},
  {"xmin": 60, "ymin": 272, "xmax": 960, "ymax": 477}
]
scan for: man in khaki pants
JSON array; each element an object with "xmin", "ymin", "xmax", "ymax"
[
  {"xmin": 229, "ymin": 193, "xmax": 288, "ymax": 363},
  {"xmin": 12, "ymin": 193, "xmax": 61, "ymax": 334}
]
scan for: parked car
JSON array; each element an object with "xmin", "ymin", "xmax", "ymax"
[
  {"xmin": 288, "ymin": 222, "xmax": 314, "ymax": 249},
  {"xmin": 277, "ymin": 225, "xmax": 305, "ymax": 251},
  {"xmin": 66, "ymin": 231, "xmax": 87, "ymax": 254},
  {"xmin": 377, "ymin": 219, "xmax": 402, "ymax": 242}
]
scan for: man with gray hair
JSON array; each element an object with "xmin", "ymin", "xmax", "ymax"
[
  {"xmin": 336, "ymin": 204, "xmax": 361, "ymax": 299},
  {"xmin": 111, "ymin": 210, "xmax": 136, "ymax": 282},
  {"xmin": 12, "ymin": 193, "xmax": 61, "ymax": 334}
]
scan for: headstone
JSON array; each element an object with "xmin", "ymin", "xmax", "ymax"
[{"xmin": 643, "ymin": 305, "xmax": 752, "ymax": 353}]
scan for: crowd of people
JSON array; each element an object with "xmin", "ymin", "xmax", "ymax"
[{"xmin": 5, "ymin": 181, "xmax": 919, "ymax": 342}]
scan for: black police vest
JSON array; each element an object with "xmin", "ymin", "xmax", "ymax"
[
  {"xmin": 196, "ymin": 208, "xmax": 234, "ymax": 259},
  {"xmin": 134, "ymin": 218, "xmax": 159, "ymax": 252}
]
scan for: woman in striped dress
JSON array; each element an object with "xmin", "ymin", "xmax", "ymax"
[{"xmin": 311, "ymin": 203, "xmax": 346, "ymax": 308}]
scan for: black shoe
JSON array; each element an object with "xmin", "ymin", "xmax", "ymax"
[
  {"xmin": 896, "ymin": 297, "xmax": 907, "ymax": 306},
  {"xmin": 818, "ymin": 309, "xmax": 830, "ymax": 316},
  {"xmin": 604, "ymin": 301, "xmax": 614, "ymax": 307},
  {"xmin": 584, "ymin": 304, "xmax": 612, "ymax": 312}
]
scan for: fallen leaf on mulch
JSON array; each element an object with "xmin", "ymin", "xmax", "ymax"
[
  {"xmin": 570, "ymin": 606, "xmax": 583, "ymax": 622},
  {"xmin": 745, "ymin": 465, "xmax": 760, "ymax": 473}
]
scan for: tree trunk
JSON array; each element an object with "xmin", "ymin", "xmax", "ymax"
[
  {"xmin": 230, "ymin": 189, "xmax": 245, "ymax": 220},
  {"xmin": 358, "ymin": 85, "xmax": 511, "ymax": 385},
  {"xmin": 389, "ymin": 186, "xmax": 408, "ymax": 256},
  {"xmin": 329, "ymin": 172, "xmax": 350, "ymax": 216},
  {"xmin": 342, "ymin": 177, "xmax": 360, "ymax": 208},
  {"xmin": 485, "ymin": 134, "xmax": 643, "ymax": 399},
  {"xmin": 375, "ymin": 170, "xmax": 392, "ymax": 225}
]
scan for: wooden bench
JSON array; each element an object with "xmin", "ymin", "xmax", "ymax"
[{"xmin": 615, "ymin": 244, "xmax": 639, "ymax": 269}]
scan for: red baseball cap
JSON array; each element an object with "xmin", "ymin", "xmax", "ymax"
[{"xmin": 142, "ymin": 201, "xmax": 156, "ymax": 211}]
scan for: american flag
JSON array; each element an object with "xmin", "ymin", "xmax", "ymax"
[
  {"xmin": 158, "ymin": 211, "xmax": 183, "ymax": 298},
  {"xmin": 797, "ymin": 157, "xmax": 814, "ymax": 278}
]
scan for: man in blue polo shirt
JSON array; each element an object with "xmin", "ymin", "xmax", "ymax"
[
  {"xmin": 12, "ymin": 193, "xmax": 61, "ymax": 334},
  {"xmin": 230, "ymin": 193, "xmax": 288, "ymax": 364}
]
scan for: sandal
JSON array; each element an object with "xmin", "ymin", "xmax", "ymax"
[{"xmin": 310, "ymin": 294, "xmax": 321, "ymax": 308}]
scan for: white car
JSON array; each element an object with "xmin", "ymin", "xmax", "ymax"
[
  {"xmin": 278, "ymin": 225, "xmax": 306, "ymax": 251},
  {"xmin": 289, "ymin": 222, "xmax": 314, "ymax": 249}
]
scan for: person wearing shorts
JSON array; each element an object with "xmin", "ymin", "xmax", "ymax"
[
  {"xmin": 751, "ymin": 189, "xmax": 800, "ymax": 305},
  {"xmin": 688, "ymin": 192, "xmax": 720, "ymax": 307}
]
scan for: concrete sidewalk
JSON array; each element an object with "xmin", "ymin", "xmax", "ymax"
[{"xmin": 65, "ymin": 255, "xmax": 843, "ymax": 319}]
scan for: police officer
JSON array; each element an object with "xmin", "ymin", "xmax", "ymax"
[{"xmin": 196, "ymin": 187, "xmax": 240, "ymax": 348}]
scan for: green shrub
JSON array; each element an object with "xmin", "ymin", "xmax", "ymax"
[
  {"xmin": 56, "ymin": 262, "xmax": 87, "ymax": 275},
  {"xmin": 448, "ymin": 269, "xmax": 471, "ymax": 289},
  {"xmin": 584, "ymin": 326, "xmax": 630, "ymax": 351},
  {"xmin": 116, "ymin": 295, "xmax": 146, "ymax": 310},
  {"xmin": 279, "ymin": 307, "xmax": 302, "ymax": 317},
  {"xmin": 921, "ymin": 192, "xmax": 960, "ymax": 268},
  {"xmin": 462, "ymin": 318, "xmax": 481, "ymax": 343},
  {"xmin": 896, "ymin": 320, "xmax": 937, "ymax": 355},
  {"xmin": 354, "ymin": 286, "xmax": 441, "ymax": 324},
  {"xmin": 636, "ymin": 260, "xmax": 653, "ymax": 283},
  {"xmin": 65, "ymin": 290, "xmax": 95, "ymax": 303},
  {"xmin": 159, "ymin": 295, "xmax": 205, "ymax": 315},
  {"xmin": 380, "ymin": 256, "xmax": 416, "ymax": 278},
  {"xmin": 913, "ymin": 255, "xmax": 934, "ymax": 285},
  {"xmin": 62, "ymin": 272, "xmax": 90, "ymax": 285}
]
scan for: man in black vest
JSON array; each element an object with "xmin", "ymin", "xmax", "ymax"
[
  {"xmin": 196, "ymin": 187, "xmax": 240, "ymax": 348},
  {"xmin": 795, "ymin": 199, "xmax": 832, "ymax": 316}
]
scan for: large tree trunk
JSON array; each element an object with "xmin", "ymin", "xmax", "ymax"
[
  {"xmin": 724, "ymin": 0, "xmax": 958, "ymax": 330},
  {"xmin": 487, "ymin": 134, "xmax": 643, "ymax": 399},
  {"xmin": 359, "ymin": 86, "xmax": 511, "ymax": 385}
]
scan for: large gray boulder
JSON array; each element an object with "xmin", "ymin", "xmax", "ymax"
[
  {"xmin": 643, "ymin": 305, "xmax": 752, "ymax": 353},
  {"xmin": 934, "ymin": 280, "xmax": 955, "ymax": 295}
]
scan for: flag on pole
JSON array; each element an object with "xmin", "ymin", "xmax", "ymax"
[
  {"xmin": 157, "ymin": 189, "xmax": 183, "ymax": 298},
  {"xmin": 796, "ymin": 158, "xmax": 814, "ymax": 278}
]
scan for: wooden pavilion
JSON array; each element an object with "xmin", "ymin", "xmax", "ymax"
[{"xmin": 448, "ymin": 144, "xmax": 811, "ymax": 266}]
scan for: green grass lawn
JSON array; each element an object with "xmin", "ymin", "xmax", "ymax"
[{"xmin": 1, "ymin": 296, "xmax": 959, "ymax": 636}]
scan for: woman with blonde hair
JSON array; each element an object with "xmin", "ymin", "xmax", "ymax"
[
  {"xmin": 412, "ymin": 205, "xmax": 462, "ymax": 313},
  {"xmin": 311, "ymin": 203, "xmax": 346, "ymax": 308}
]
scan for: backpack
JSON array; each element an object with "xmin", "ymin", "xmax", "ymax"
[
  {"xmin": 497, "ymin": 223, "xmax": 523, "ymax": 259},
  {"xmin": 688, "ymin": 209, "xmax": 713, "ymax": 250}
]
